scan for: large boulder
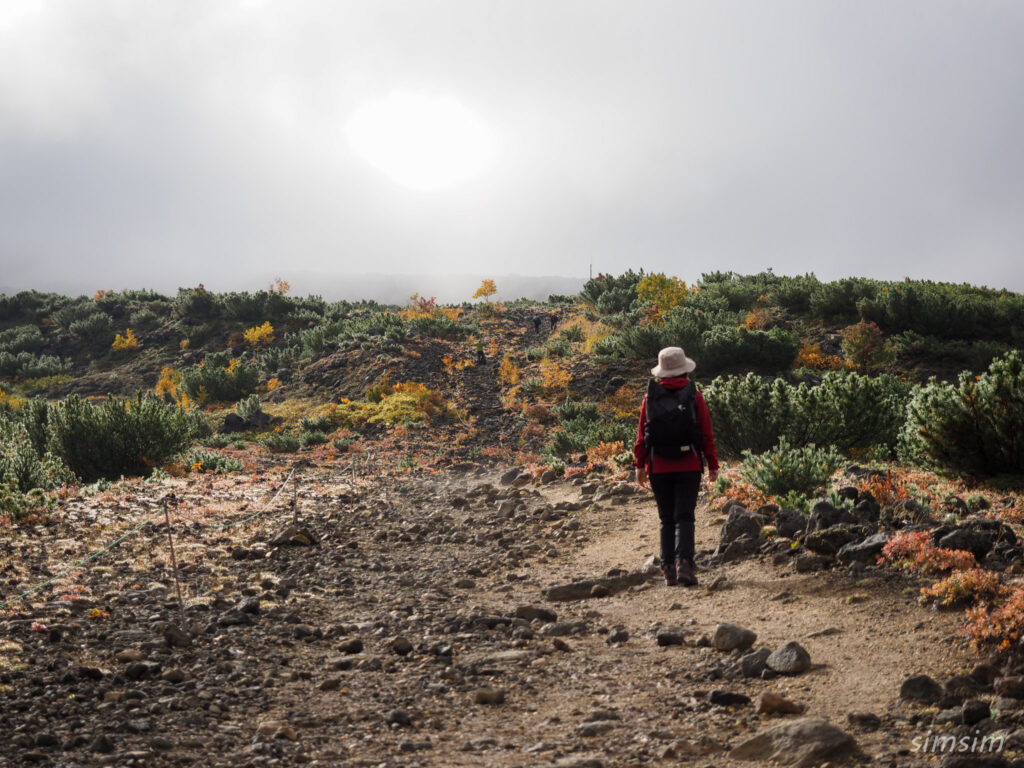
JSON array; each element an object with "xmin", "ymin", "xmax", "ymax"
[
  {"xmin": 807, "ymin": 501, "xmax": 856, "ymax": 533},
  {"xmin": 837, "ymin": 532, "xmax": 889, "ymax": 565},
  {"xmin": 775, "ymin": 508, "xmax": 808, "ymax": 539},
  {"xmin": 719, "ymin": 507, "xmax": 766, "ymax": 545},
  {"xmin": 729, "ymin": 718, "xmax": 860, "ymax": 766},
  {"xmin": 803, "ymin": 525, "xmax": 868, "ymax": 556}
]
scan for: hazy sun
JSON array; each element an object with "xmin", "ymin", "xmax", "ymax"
[{"xmin": 346, "ymin": 92, "xmax": 495, "ymax": 191}]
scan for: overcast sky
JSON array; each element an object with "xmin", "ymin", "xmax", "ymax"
[{"xmin": 2, "ymin": 1, "xmax": 1024, "ymax": 299}]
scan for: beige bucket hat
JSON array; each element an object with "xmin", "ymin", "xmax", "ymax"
[{"xmin": 651, "ymin": 346, "xmax": 696, "ymax": 378}]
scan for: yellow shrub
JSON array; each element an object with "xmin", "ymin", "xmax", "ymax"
[
  {"xmin": 539, "ymin": 361, "xmax": 571, "ymax": 397},
  {"xmin": 244, "ymin": 321, "xmax": 275, "ymax": 347},
  {"xmin": 604, "ymin": 384, "xmax": 641, "ymax": 420},
  {"xmin": 0, "ymin": 388, "xmax": 27, "ymax": 409},
  {"xmin": 441, "ymin": 355, "xmax": 474, "ymax": 373},
  {"xmin": 155, "ymin": 367, "xmax": 181, "ymax": 401},
  {"xmin": 794, "ymin": 342, "xmax": 850, "ymax": 371},
  {"xmin": 498, "ymin": 354, "xmax": 520, "ymax": 386},
  {"xmin": 266, "ymin": 377, "xmax": 280, "ymax": 391},
  {"xmin": 112, "ymin": 328, "xmax": 138, "ymax": 352},
  {"xmin": 636, "ymin": 273, "xmax": 692, "ymax": 321}
]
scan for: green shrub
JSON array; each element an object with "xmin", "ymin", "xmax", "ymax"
[
  {"xmin": 545, "ymin": 399, "xmax": 633, "ymax": 459},
  {"xmin": 298, "ymin": 430, "xmax": 328, "ymax": 447},
  {"xmin": 0, "ymin": 419, "xmax": 76, "ymax": 494},
  {"xmin": 258, "ymin": 432, "xmax": 300, "ymax": 453},
  {"xmin": 410, "ymin": 316, "xmax": 475, "ymax": 340},
  {"xmin": 808, "ymin": 277, "xmax": 880, "ymax": 321},
  {"xmin": 0, "ymin": 352, "xmax": 72, "ymax": 379},
  {"xmin": 236, "ymin": 393, "xmax": 263, "ymax": 421},
  {"xmin": 559, "ymin": 325, "xmax": 585, "ymax": 343},
  {"xmin": 129, "ymin": 309, "xmax": 161, "ymax": 331},
  {"xmin": 545, "ymin": 339, "xmax": 572, "ymax": 358},
  {"xmin": 186, "ymin": 448, "xmax": 244, "ymax": 474},
  {"xmin": 0, "ymin": 325, "xmax": 44, "ymax": 354},
  {"xmin": 69, "ymin": 312, "xmax": 113, "ymax": 342},
  {"xmin": 702, "ymin": 374, "xmax": 795, "ymax": 456},
  {"xmin": 701, "ymin": 326, "xmax": 799, "ymax": 375},
  {"xmin": 46, "ymin": 394, "xmax": 193, "ymax": 482},
  {"xmin": 180, "ymin": 352, "xmax": 261, "ymax": 403},
  {"xmin": 298, "ymin": 415, "xmax": 331, "ymax": 433},
  {"xmin": 898, "ymin": 351, "xmax": 1024, "ymax": 480},
  {"xmin": 201, "ymin": 433, "xmax": 233, "ymax": 449},
  {"xmin": 581, "ymin": 270, "xmax": 643, "ymax": 315},
  {"xmin": 525, "ymin": 347, "xmax": 546, "ymax": 362},
  {"xmin": 740, "ymin": 437, "xmax": 843, "ymax": 497},
  {"xmin": 704, "ymin": 371, "xmax": 912, "ymax": 459}
]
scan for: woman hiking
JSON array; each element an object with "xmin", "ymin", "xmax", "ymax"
[{"xmin": 634, "ymin": 346, "xmax": 720, "ymax": 587}]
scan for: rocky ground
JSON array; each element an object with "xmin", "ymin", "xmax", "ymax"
[{"xmin": 2, "ymin": 460, "xmax": 1024, "ymax": 767}]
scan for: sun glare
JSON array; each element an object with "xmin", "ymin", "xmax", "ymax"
[{"xmin": 346, "ymin": 92, "xmax": 495, "ymax": 192}]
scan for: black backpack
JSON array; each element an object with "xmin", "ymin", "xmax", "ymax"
[{"xmin": 644, "ymin": 379, "xmax": 703, "ymax": 461}]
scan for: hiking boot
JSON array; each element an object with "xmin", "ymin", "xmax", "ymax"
[
  {"xmin": 661, "ymin": 564, "xmax": 678, "ymax": 587},
  {"xmin": 676, "ymin": 559, "xmax": 698, "ymax": 587}
]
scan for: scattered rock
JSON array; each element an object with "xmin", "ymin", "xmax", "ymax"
[
  {"xmin": 473, "ymin": 687, "xmax": 506, "ymax": 705},
  {"xmin": 758, "ymin": 692, "xmax": 805, "ymax": 715},
  {"xmin": 729, "ymin": 717, "xmax": 860, "ymax": 766},
  {"xmin": 712, "ymin": 623, "xmax": 757, "ymax": 653},
  {"xmin": 270, "ymin": 525, "xmax": 317, "ymax": 546},
  {"xmin": 656, "ymin": 629, "xmax": 686, "ymax": 647},
  {"xmin": 576, "ymin": 720, "xmax": 616, "ymax": 737},
  {"xmin": 901, "ymin": 674, "xmax": 944, "ymax": 703},
  {"xmin": 515, "ymin": 604, "xmax": 558, "ymax": 623},
  {"xmin": 767, "ymin": 642, "xmax": 812, "ymax": 675},
  {"xmin": 607, "ymin": 626, "xmax": 629, "ymax": 645},
  {"xmin": 386, "ymin": 709, "xmax": 412, "ymax": 727},
  {"xmin": 709, "ymin": 690, "xmax": 751, "ymax": 707},
  {"xmin": 390, "ymin": 636, "xmax": 414, "ymax": 656},
  {"xmin": 740, "ymin": 647, "xmax": 772, "ymax": 678},
  {"xmin": 845, "ymin": 712, "xmax": 881, "ymax": 731}
]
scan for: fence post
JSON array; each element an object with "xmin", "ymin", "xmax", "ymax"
[{"xmin": 161, "ymin": 493, "xmax": 186, "ymax": 627}]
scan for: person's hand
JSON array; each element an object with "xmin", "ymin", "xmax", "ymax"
[
  {"xmin": 707, "ymin": 468, "xmax": 718, "ymax": 484},
  {"xmin": 635, "ymin": 466, "xmax": 648, "ymax": 487}
]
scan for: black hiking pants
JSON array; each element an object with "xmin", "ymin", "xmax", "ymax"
[{"xmin": 650, "ymin": 471, "xmax": 702, "ymax": 567}]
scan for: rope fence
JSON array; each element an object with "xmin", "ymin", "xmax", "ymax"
[{"xmin": 0, "ymin": 462, "xmax": 308, "ymax": 614}]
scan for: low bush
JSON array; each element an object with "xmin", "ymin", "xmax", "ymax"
[
  {"xmin": 920, "ymin": 569, "xmax": 1008, "ymax": 609},
  {"xmin": 185, "ymin": 448, "xmax": 244, "ymax": 474},
  {"xmin": 0, "ymin": 325, "xmax": 44, "ymax": 354},
  {"xmin": 0, "ymin": 419, "xmax": 76, "ymax": 496},
  {"xmin": 739, "ymin": 437, "xmax": 842, "ymax": 497},
  {"xmin": 899, "ymin": 351, "xmax": 1024, "ymax": 480},
  {"xmin": 0, "ymin": 352, "xmax": 72, "ymax": 379},
  {"xmin": 258, "ymin": 432, "xmax": 301, "ymax": 453},
  {"xmin": 46, "ymin": 394, "xmax": 193, "ymax": 482},
  {"xmin": 704, "ymin": 371, "xmax": 912, "ymax": 459},
  {"xmin": 545, "ymin": 398, "xmax": 634, "ymax": 459},
  {"xmin": 180, "ymin": 352, "xmax": 262, "ymax": 403}
]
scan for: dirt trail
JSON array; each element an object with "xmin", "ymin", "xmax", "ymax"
[{"xmin": 447, "ymin": 476, "xmax": 978, "ymax": 766}]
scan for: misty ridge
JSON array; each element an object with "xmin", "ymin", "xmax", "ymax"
[{"xmin": 0, "ymin": 273, "xmax": 585, "ymax": 307}]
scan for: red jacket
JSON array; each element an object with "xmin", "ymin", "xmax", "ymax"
[{"xmin": 633, "ymin": 376, "xmax": 720, "ymax": 475}]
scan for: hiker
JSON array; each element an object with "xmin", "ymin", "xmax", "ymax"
[
  {"xmin": 532, "ymin": 315, "xmax": 542, "ymax": 333},
  {"xmin": 634, "ymin": 346, "xmax": 720, "ymax": 587}
]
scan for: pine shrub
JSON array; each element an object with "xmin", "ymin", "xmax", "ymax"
[
  {"xmin": 739, "ymin": 437, "xmax": 842, "ymax": 497},
  {"xmin": 46, "ymin": 394, "xmax": 193, "ymax": 482},
  {"xmin": 180, "ymin": 352, "xmax": 261, "ymax": 403},
  {"xmin": 899, "ymin": 351, "xmax": 1024, "ymax": 481}
]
